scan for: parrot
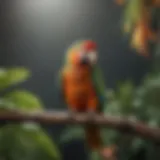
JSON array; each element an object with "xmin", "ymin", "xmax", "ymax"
[{"xmin": 58, "ymin": 40, "xmax": 106, "ymax": 151}]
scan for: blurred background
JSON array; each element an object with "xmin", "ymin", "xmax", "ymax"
[{"xmin": 0, "ymin": 0, "xmax": 159, "ymax": 160}]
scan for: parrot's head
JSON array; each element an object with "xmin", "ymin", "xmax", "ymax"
[{"xmin": 66, "ymin": 40, "xmax": 98, "ymax": 67}]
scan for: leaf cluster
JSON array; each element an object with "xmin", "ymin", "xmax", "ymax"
[{"xmin": 0, "ymin": 67, "xmax": 61, "ymax": 160}]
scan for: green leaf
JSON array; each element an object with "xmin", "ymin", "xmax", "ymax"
[
  {"xmin": 116, "ymin": 81, "xmax": 135, "ymax": 113},
  {"xmin": 106, "ymin": 89, "xmax": 116, "ymax": 101},
  {"xmin": 20, "ymin": 127, "xmax": 61, "ymax": 160},
  {"xmin": 0, "ymin": 124, "xmax": 61, "ymax": 160},
  {"xmin": 142, "ymin": 75, "xmax": 160, "ymax": 108},
  {"xmin": 3, "ymin": 90, "xmax": 43, "ymax": 111},
  {"xmin": 131, "ymin": 138, "xmax": 144, "ymax": 152},
  {"xmin": 89, "ymin": 151, "xmax": 102, "ymax": 160},
  {"xmin": 104, "ymin": 100, "xmax": 122, "ymax": 116},
  {"xmin": 0, "ymin": 67, "xmax": 30, "ymax": 90},
  {"xmin": 102, "ymin": 128, "xmax": 120, "ymax": 145},
  {"xmin": 123, "ymin": 0, "xmax": 143, "ymax": 33},
  {"xmin": 60, "ymin": 126, "xmax": 84, "ymax": 143},
  {"xmin": 0, "ymin": 98, "xmax": 16, "ymax": 110}
]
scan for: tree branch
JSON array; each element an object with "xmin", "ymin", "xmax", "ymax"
[{"xmin": 0, "ymin": 110, "xmax": 160, "ymax": 142}]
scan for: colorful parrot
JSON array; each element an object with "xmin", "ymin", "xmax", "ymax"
[{"xmin": 59, "ymin": 40, "xmax": 106, "ymax": 151}]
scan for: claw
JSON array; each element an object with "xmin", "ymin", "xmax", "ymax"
[
  {"xmin": 88, "ymin": 108, "xmax": 96, "ymax": 121},
  {"xmin": 69, "ymin": 109, "xmax": 77, "ymax": 120}
]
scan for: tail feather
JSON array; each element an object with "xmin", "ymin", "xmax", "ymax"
[{"xmin": 84, "ymin": 125, "xmax": 102, "ymax": 150}]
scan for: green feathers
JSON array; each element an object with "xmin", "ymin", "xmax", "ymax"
[{"xmin": 92, "ymin": 65, "xmax": 106, "ymax": 109}]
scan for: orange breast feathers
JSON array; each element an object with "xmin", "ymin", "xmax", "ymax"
[{"xmin": 62, "ymin": 67, "xmax": 98, "ymax": 111}]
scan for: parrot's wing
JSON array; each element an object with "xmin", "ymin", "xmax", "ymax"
[{"xmin": 92, "ymin": 65, "xmax": 106, "ymax": 110}]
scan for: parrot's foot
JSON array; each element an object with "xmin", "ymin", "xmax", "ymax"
[
  {"xmin": 88, "ymin": 109, "xmax": 97, "ymax": 121},
  {"xmin": 69, "ymin": 110, "xmax": 77, "ymax": 120}
]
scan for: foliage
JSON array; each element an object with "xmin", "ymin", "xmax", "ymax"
[
  {"xmin": 3, "ymin": 90, "xmax": 43, "ymax": 111},
  {"xmin": 117, "ymin": 0, "xmax": 160, "ymax": 58},
  {"xmin": 0, "ymin": 67, "xmax": 61, "ymax": 160},
  {"xmin": 0, "ymin": 67, "xmax": 30, "ymax": 90},
  {"xmin": 0, "ymin": 124, "xmax": 60, "ymax": 160}
]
